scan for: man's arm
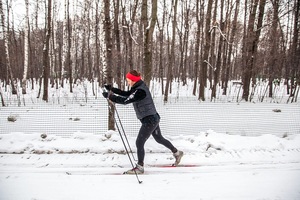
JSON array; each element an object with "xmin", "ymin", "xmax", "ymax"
[
  {"xmin": 111, "ymin": 87, "xmax": 131, "ymax": 97},
  {"xmin": 109, "ymin": 89, "xmax": 146, "ymax": 105}
]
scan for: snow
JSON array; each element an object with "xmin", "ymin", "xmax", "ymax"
[{"xmin": 0, "ymin": 80, "xmax": 300, "ymax": 200}]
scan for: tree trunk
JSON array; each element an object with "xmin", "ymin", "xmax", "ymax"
[
  {"xmin": 22, "ymin": 0, "xmax": 30, "ymax": 95},
  {"xmin": 0, "ymin": 0, "xmax": 17, "ymax": 94},
  {"xmin": 158, "ymin": 0, "xmax": 166, "ymax": 95},
  {"xmin": 113, "ymin": 0, "xmax": 122, "ymax": 88},
  {"xmin": 180, "ymin": 0, "xmax": 191, "ymax": 86},
  {"xmin": 142, "ymin": 0, "xmax": 157, "ymax": 86},
  {"xmin": 193, "ymin": 0, "xmax": 202, "ymax": 96},
  {"xmin": 61, "ymin": 0, "xmax": 68, "ymax": 88},
  {"xmin": 104, "ymin": 0, "xmax": 115, "ymax": 130},
  {"xmin": 224, "ymin": 0, "xmax": 240, "ymax": 95},
  {"xmin": 199, "ymin": 0, "xmax": 213, "ymax": 101},
  {"xmin": 209, "ymin": 0, "xmax": 218, "ymax": 90},
  {"xmin": 242, "ymin": 0, "xmax": 266, "ymax": 101},
  {"xmin": 42, "ymin": 0, "xmax": 52, "ymax": 102},
  {"xmin": 164, "ymin": 0, "xmax": 178, "ymax": 103},
  {"xmin": 67, "ymin": 0, "xmax": 72, "ymax": 93},
  {"xmin": 289, "ymin": 0, "xmax": 300, "ymax": 103},
  {"xmin": 211, "ymin": 0, "xmax": 224, "ymax": 100},
  {"xmin": 86, "ymin": 2, "xmax": 92, "ymax": 82},
  {"xmin": 95, "ymin": 0, "xmax": 101, "ymax": 86},
  {"xmin": 268, "ymin": 0, "xmax": 279, "ymax": 98}
]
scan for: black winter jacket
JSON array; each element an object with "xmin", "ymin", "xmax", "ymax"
[{"xmin": 109, "ymin": 80, "xmax": 157, "ymax": 119}]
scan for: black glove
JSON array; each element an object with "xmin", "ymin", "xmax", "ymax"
[
  {"xmin": 104, "ymin": 84, "xmax": 112, "ymax": 91},
  {"xmin": 102, "ymin": 92, "xmax": 109, "ymax": 99}
]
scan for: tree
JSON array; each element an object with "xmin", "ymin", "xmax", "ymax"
[
  {"xmin": 211, "ymin": 0, "xmax": 225, "ymax": 100},
  {"xmin": 66, "ymin": 0, "xmax": 72, "ymax": 93},
  {"xmin": 95, "ymin": 0, "xmax": 101, "ymax": 86},
  {"xmin": 103, "ymin": 0, "xmax": 114, "ymax": 130},
  {"xmin": 164, "ymin": 0, "xmax": 178, "ymax": 103},
  {"xmin": 178, "ymin": 0, "xmax": 191, "ymax": 86},
  {"xmin": 242, "ymin": 0, "xmax": 266, "ymax": 101},
  {"xmin": 267, "ymin": 0, "xmax": 280, "ymax": 98},
  {"xmin": 42, "ymin": 0, "xmax": 52, "ymax": 102},
  {"xmin": 113, "ymin": 0, "xmax": 122, "ymax": 88},
  {"xmin": 121, "ymin": 0, "xmax": 139, "ymax": 89},
  {"xmin": 22, "ymin": 0, "xmax": 30, "ymax": 95},
  {"xmin": 199, "ymin": 0, "xmax": 213, "ymax": 101},
  {"xmin": 0, "ymin": 0, "xmax": 7, "ymax": 106},
  {"xmin": 157, "ymin": 0, "xmax": 167, "ymax": 95},
  {"xmin": 0, "ymin": 0, "xmax": 17, "ymax": 95},
  {"xmin": 61, "ymin": 0, "xmax": 71, "ymax": 89},
  {"xmin": 223, "ymin": 0, "xmax": 240, "ymax": 95},
  {"xmin": 289, "ymin": 0, "xmax": 300, "ymax": 102},
  {"xmin": 1, "ymin": 0, "xmax": 299, "ymax": 104},
  {"xmin": 142, "ymin": 0, "xmax": 157, "ymax": 86}
]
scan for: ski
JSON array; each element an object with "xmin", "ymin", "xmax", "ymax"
[
  {"xmin": 148, "ymin": 164, "xmax": 201, "ymax": 168},
  {"xmin": 66, "ymin": 171, "xmax": 149, "ymax": 176},
  {"xmin": 66, "ymin": 164, "xmax": 200, "ymax": 175},
  {"xmin": 66, "ymin": 171, "xmax": 123, "ymax": 176}
]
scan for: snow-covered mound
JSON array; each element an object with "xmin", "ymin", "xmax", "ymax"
[{"xmin": 1, "ymin": 130, "xmax": 299, "ymax": 165}]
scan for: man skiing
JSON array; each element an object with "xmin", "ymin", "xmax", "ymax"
[{"xmin": 102, "ymin": 70, "xmax": 183, "ymax": 174}]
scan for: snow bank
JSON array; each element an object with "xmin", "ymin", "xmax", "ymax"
[{"xmin": 1, "ymin": 130, "xmax": 299, "ymax": 164}]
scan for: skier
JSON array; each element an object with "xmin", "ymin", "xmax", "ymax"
[{"xmin": 102, "ymin": 70, "xmax": 183, "ymax": 174}]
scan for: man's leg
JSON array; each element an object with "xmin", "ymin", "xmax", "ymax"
[
  {"xmin": 152, "ymin": 125, "xmax": 184, "ymax": 166},
  {"xmin": 152, "ymin": 125, "xmax": 177, "ymax": 153},
  {"xmin": 136, "ymin": 122, "xmax": 158, "ymax": 166}
]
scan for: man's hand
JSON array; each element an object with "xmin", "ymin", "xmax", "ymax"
[{"xmin": 102, "ymin": 92, "xmax": 109, "ymax": 98}]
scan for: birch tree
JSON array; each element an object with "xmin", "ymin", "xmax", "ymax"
[
  {"xmin": 94, "ymin": 0, "xmax": 101, "ymax": 85},
  {"xmin": 66, "ymin": 0, "xmax": 72, "ymax": 92},
  {"xmin": 121, "ymin": 0, "xmax": 139, "ymax": 85},
  {"xmin": 61, "ymin": 0, "xmax": 69, "ymax": 88},
  {"xmin": 52, "ymin": 0, "xmax": 59, "ymax": 89},
  {"xmin": 0, "ymin": 0, "xmax": 7, "ymax": 107},
  {"xmin": 192, "ymin": 0, "xmax": 204, "ymax": 96},
  {"xmin": 22, "ymin": 0, "xmax": 30, "ymax": 94},
  {"xmin": 0, "ymin": 0, "xmax": 17, "ymax": 94}
]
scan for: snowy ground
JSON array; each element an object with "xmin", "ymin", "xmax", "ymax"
[
  {"xmin": 0, "ymin": 156, "xmax": 299, "ymax": 200},
  {"xmin": 1, "ymin": 80, "xmax": 300, "ymax": 200},
  {"xmin": 0, "ymin": 130, "xmax": 300, "ymax": 200}
]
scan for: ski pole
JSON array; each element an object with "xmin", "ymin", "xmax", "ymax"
[
  {"xmin": 102, "ymin": 88, "xmax": 142, "ymax": 184},
  {"xmin": 113, "ymin": 103, "xmax": 137, "ymax": 161},
  {"xmin": 101, "ymin": 87, "xmax": 137, "ymax": 161},
  {"xmin": 107, "ymin": 101, "xmax": 142, "ymax": 184}
]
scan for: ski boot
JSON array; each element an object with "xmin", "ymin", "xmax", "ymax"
[
  {"xmin": 173, "ymin": 150, "xmax": 184, "ymax": 166},
  {"xmin": 124, "ymin": 164, "xmax": 144, "ymax": 174}
]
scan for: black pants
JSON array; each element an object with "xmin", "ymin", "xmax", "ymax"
[{"xmin": 136, "ymin": 113, "xmax": 177, "ymax": 166}]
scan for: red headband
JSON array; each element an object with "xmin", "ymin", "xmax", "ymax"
[{"xmin": 126, "ymin": 72, "xmax": 141, "ymax": 82}]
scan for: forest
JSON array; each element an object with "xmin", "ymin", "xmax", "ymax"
[{"xmin": 0, "ymin": 0, "xmax": 299, "ymax": 103}]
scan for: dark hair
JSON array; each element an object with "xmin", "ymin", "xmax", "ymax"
[{"xmin": 129, "ymin": 70, "xmax": 140, "ymax": 77}]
